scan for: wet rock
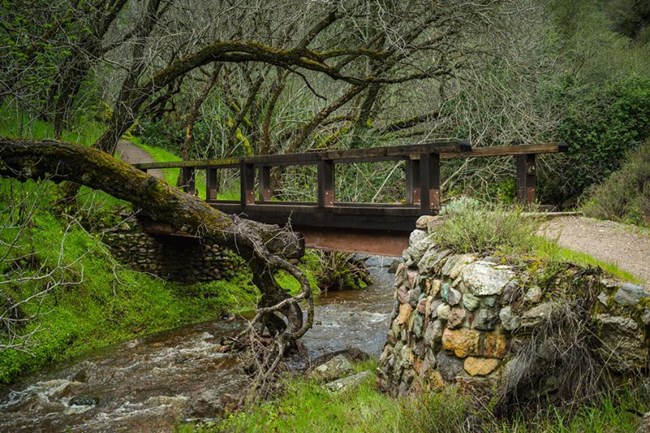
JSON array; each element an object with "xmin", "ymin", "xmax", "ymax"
[
  {"xmin": 407, "ymin": 271, "xmax": 419, "ymax": 290},
  {"xmin": 427, "ymin": 299, "xmax": 442, "ymax": 318},
  {"xmin": 461, "ymin": 262, "xmax": 514, "ymax": 296},
  {"xmin": 520, "ymin": 302, "xmax": 560, "ymax": 328},
  {"xmin": 499, "ymin": 306, "xmax": 521, "ymax": 331},
  {"xmin": 523, "ymin": 286, "xmax": 542, "ymax": 303},
  {"xmin": 429, "ymin": 279, "xmax": 442, "ymax": 298},
  {"xmin": 442, "ymin": 328, "xmax": 480, "ymax": 358},
  {"xmin": 462, "ymin": 293, "xmax": 480, "ymax": 311},
  {"xmin": 424, "ymin": 320, "xmax": 444, "ymax": 349},
  {"xmin": 396, "ymin": 285, "xmax": 409, "ymax": 304},
  {"xmin": 473, "ymin": 307, "xmax": 499, "ymax": 331},
  {"xmin": 408, "ymin": 286, "xmax": 421, "ymax": 307},
  {"xmin": 447, "ymin": 307, "xmax": 466, "ymax": 329},
  {"xmin": 436, "ymin": 303, "xmax": 451, "ymax": 321},
  {"xmin": 483, "ymin": 332, "xmax": 507, "ymax": 359},
  {"xmin": 417, "ymin": 297, "xmax": 428, "ymax": 314},
  {"xmin": 614, "ymin": 283, "xmax": 649, "ymax": 306},
  {"xmin": 388, "ymin": 259, "xmax": 401, "ymax": 274},
  {"xmin": 436, "ymin": 351, "xmax": 464, "ymax": 381},
  {"xmin": 443, "ymin": 286, "xmax": 462, "ymax": 306},
  {"xmin": 441, "ymin": 253, "xmax": 475, "ymax": 278},
  {"xmin": 187, "ymin": 390, "xmax": 224, "ymax": 418},
  {"xmin": 324, "ymin": 371, "xmax": 372, "ymax": 393},
  {"xmin": 416, "ymin": 215, "xmax": 443, "ymax": 232},
  {"xmin": 409, "ymin": 229, "xmax": 428, "ymax": 246},
  {"xmin": 69, "ymin": 396, "xmax": 99, "ymax": 406},
  {"xmin": 311, "ymin": 354, "xmax": 354, "ymax": 382},
  {"xmin": 418, "ymin": 249, "xmax": 451, "ymax": 275},
  {"xmin": 464, "ymin": 357, "xmax": 500, "ymax": 376},
  {"xmin": 396, "ymin": 303, "xmax": 413, "ymax": 325},
  {"xmin": 412, "ymin": 313, "xmax": 424, "ymax": 339}
]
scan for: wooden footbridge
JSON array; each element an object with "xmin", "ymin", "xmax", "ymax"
[{"xmin": 133, "ymin": 141, "xmax": 567, "ymax": 255}]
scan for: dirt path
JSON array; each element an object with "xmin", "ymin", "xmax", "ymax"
[
  {"xmin": 115, "ymin": 140, "xmax": 164, "ymax": 179},
  {"xmin": 542, "ymin": 216, "xmax": 650, "ymax": 286}
]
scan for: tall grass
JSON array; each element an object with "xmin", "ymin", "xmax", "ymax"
[
  {"xmin": 0, "ymin": 105, "xmax": 105, "ymax": 146},
  {"xmin": 432, "ymin": 197, "xmax": 541, "ymax": 255},
  {"xmin": 176, "ymin": 363, "xmax": 643, "ymax": 433}
]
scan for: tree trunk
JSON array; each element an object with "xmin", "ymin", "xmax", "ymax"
[{"xmin": 0, "ymin": 138, "xmax": 313, "ymax": 342}]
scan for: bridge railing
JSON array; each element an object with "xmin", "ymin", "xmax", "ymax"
[{"xmin": 132, "ymin": 141, "xmax": 566, "ymax": 231}]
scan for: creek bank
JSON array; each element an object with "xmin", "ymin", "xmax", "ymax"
[
  {"xmin": 378, "ymin": 216, "xmax": 650, "ymax": 411},
  {"xmin": 0, "ymin": 256, "xmax": 396, "ymax": 432}
]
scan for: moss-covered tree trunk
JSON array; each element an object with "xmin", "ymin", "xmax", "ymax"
[{"xmin": 0, "ymin": 137, "xmax": 313, "ymax": 342}]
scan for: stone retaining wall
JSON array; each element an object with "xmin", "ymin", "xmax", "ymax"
[
  {"xmin": 377, "ymin": 216, "xmax": 649, "ymax": 407},
  {"xmin": 102, "ymin": 224, "xmax": 243, "ymax": 282}
]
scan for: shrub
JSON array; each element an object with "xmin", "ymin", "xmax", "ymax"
[
  {"xmin": 581, "ymin": 139, "xmax": 650, "ymax": 226},
  {"xmin": 432, "ymin": 198, "xmax": 541, "ymax": 254}
]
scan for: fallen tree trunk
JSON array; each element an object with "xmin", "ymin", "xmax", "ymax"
[{"xmin": 0, "ymin": 137, "xmax": 313, "ymax": 342}]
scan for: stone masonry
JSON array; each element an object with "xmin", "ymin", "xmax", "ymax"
[
  {"xmin": 102, "ymin": 223, "xmax": 243, "ymax": 283},
  {"xmin": 377, "ymin": 216, "xmax": 650, "ymax": 406}
]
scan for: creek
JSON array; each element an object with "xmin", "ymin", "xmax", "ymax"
[{"xmin": 0, "ymin": 255, "xmax": 396, "ymax": 433}]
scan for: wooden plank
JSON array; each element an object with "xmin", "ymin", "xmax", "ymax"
[
  {"xmin": 133, "ymin": 158, "xmax": 240, "ymax": 170},
  {"xmin": 419, "ymin": 153, "xmax": 440, "ymax": 212},
  {"xmin": 405, "ymin": 158, "xmax": 421, "ymax": 205},
  {"xmin": 516, "ymin": 153, "xmax": 536, "ymax": 204},
  {"xmin": 317, "ymin": 159, "xmax": 335, "ymax": 207},
  {"xmin": 206, "ymin": 168, "xmax": 218, "ymax": 201},
  {"xmin": 259, "ymin": 166, "xmax": 272, "ymax": 202},
  {"xmin": 439, "ymin": 142, "xmax": 567, "ymax": 159},
  {"xmin": 240, "ymin": 162, "xmax": 255, "ymax": 206}
]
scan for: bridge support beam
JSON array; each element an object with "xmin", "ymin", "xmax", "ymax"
[
  {"xmin": 406, "ymin": 158, "xmax": 421, "ymax": 205},
  {"xmin": 241, "ymin": 161, "xmax": 255, "ymax": 205},
  {"xmin": 206, "ymin": 168, "xmax": 218, "ymax": 200},
  {"xmin": 419, "ymin": 153, "xmax": 440, "ymax": 212},
  {"xmin": 317, "ymin": 159, "xmax": 335, "ymax": 207},
  {"xmin": 259, "ymin": 165, "xmax": 272, "ymax": 202},
  {"xmin": 515, "ymin": 153, "xmax": 536, "ymax": 205}
]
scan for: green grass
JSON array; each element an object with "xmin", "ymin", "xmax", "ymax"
[
  {"xmin": 0, "ymin": 178, "xmax": 260, "ymax": 384},
  {"xmin": 176, "ymin": 361, "xmax": 643, "ymax": 433},
  {"xmin": 0, "ymin": 104, "xmax": 105, "ymax": 146}
]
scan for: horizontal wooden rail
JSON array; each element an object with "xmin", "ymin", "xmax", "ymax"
[{"xmin": 130, "ymin": 141, "xmax": 568, "ymax": 232}]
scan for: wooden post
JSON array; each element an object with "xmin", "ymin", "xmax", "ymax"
[
  {"xmin": 259, "ymin": 165, "xmax": 272, "ymax": 203},
  {"xmin": 405, "ymin": 158, "xmax": 421, "ymax": 205},
  {"xmin": 181, "ymin": 167, "xmax": 196, "ymax": 195},
  {"xmin": 515, "ymin": 153, "xmax": 536, "ymax": 205},
  {"xmin": 419, "ymin": 153, "xmax": 440, "ymax": 213},
  {"xmin": 317, "ymin": 159, "xmax": 335, "ymax": 207},
  {"xmin": 206, "ymin": 168, "xmax": 218, "ymax": 201},
  {"xmin": 240, "ymin": 161, "xmax": 255, "ymax": 206}
]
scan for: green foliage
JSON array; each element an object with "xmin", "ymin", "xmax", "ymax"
[
  {"xmin": 0, "ymin": 104, "xmax": 104, "ymax": 146},
  {"xmin": 314, "ymin": 251, "xmax": 371, "ymax": 292},
  {"xmin": 275, "ymin": 250, "xmax": 321, "ymax": 296},
  {"xmin": 581, "ymin": 139, "xmax": 650, "ymax": 226},
  {"xmin": 433, "ymin": 198, "xmax": 542, "ymax": 255},
  {"xmin": 542, "ymin": 77, "xmax": 650, "ymax": 204}
]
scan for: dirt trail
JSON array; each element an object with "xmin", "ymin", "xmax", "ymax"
[
  {"xmin": 115, "ymin": 140, "xmax": 164, "ymax": 179},
  {"xmin": 542, "ymin": 216, "xmax": 650, "ymax": 286}
]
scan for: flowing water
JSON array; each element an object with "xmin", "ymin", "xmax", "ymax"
[{"xmin": 0, "ymin": 256, "xmax": 396, "ymax": 433}]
